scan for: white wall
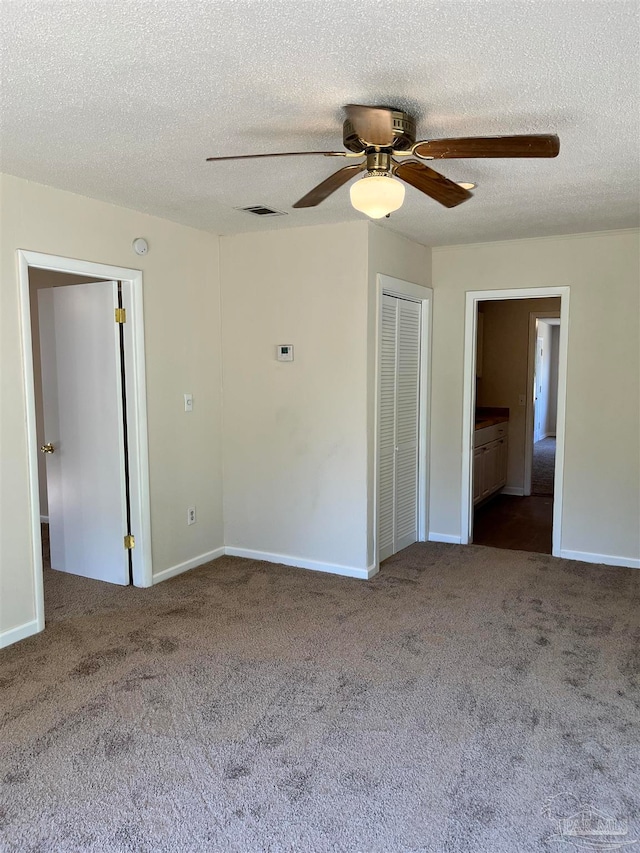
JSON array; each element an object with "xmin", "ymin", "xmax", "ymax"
[
  {"xmin": 535, "ymin": 319, "xmax": 554, "ymax": 441},
  {"xmin": 366, "ymin": 224, "xmax": 431, "ymax": 565},
  {"xmin": 220, "ymin": 222, "xmax": 372, "ymax": 574},
  {"xmin": 431, "ymin": 229, "xmax": 640, "ymax": 565},
  {"xmin": 547, "ymin": 324, "xmax": 560, "ymax": 435},
  {"xmin": 0, "ymin": 174, "xmax": 224, "ymax": 643}
]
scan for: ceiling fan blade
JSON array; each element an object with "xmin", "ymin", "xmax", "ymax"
[
  {"xmin": 206, "ymin": 151, "xmax": 344, "ymax": 162},
  {"xmin": 413, "ymin": 134, "xmax": 560, "ymax": 159},
  {"xmin": 343, "ymin": 104, "xmax": 395, "ymax": 147},
  {"xmin": 292, "ymin": 162, "xmax": 366, "ymax": 208},
  {"xmin": 394, "ymin": 161, "xmax": 472, "ymax": 208}
]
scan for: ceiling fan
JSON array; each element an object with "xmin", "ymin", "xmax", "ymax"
[{"xmin": 206, "ymin": 104, "xmax": 560, "ymax": 219}]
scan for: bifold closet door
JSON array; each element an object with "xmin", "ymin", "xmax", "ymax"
[{"xmin": 378, "ymin": 294, "xmax": 421, "ymax": 562}]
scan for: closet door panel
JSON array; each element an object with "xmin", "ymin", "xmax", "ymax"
[
  {"xmin": 378, "ymin": 296, "xmax": 397, "ymax": 561},
  {"xmin": 394, "ymin": 299, "xmax": 421, "ymax": 546}
]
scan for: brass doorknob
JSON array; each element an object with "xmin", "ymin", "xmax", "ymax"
[{"xmin": 40, "ymin": 443, "xmax": 55, "ymax": 454}]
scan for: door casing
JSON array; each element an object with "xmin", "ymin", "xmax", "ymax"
[
  {"xmin": 17, "ymin": 250, "xmax": 153, "ymax": 635},
  {"xmin": 461, "ymin": 287, "xmax": 570, "ymax": 556}
]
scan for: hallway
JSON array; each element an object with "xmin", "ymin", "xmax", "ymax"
[{"xmin": 532, "ymin": 436, "xmax": 556, "ymax": 496}]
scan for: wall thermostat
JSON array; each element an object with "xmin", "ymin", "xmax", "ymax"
[
  {"xmin": 132, "ymin": 237, "xmax": 149, "ymax": 256},
  {"xmin": 277, "ymin": 344, "xmax": 294, "ymax": 362}
]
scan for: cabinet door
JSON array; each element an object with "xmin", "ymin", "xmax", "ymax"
[
  {"xmin": 496, "ymin": 437, "xmax": 508, "ymax": 489},
  {"xmin": 473, "ymin": 447, "xmax": 484, "ymax": 504},
  {"xmin": 483, "ymin": 440, "xmax": 501, "ymax": 496}
]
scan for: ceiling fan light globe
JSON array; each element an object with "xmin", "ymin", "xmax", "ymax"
[{"xmin": 349, "ymin": 174, "xmax": 405, "ymax": 219}]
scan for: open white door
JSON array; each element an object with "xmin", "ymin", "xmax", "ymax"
[{"xmin": 38, "ymin": 281, "xmax": 130, "ymax": 585}]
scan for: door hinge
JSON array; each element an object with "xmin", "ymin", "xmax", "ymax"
[
  {"xmin": 115, "ymin": 307, "xmax": 127, "ymax": 324},
  {"xmin": 124, "ymin": 534, "xmax": 135, "ymax": 550}
]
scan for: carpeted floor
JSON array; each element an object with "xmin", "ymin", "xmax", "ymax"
[
  {"xmin": 1, "ymin": 545, "xmax": 638, "ymax": 852},
  {"xmin": 532, "ymin": 437, "xmax": 556, "ymax": 496}
]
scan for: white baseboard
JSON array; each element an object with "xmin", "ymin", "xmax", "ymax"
[
  {"xmin": 428, "ymin": 533, "xmax": 462, "ymax": 544},
  {"xmin": 40, "ymin": 515, "xmax": 49, "ymax": 524},
  {"xmin": 224, "ymin": 546, "xmax": 373, "ymax": 580},
  {"xmin": 501, "ymin": 486, "xmax": 525, "ymax": 496},
  {"xmin": 152, "ymin": 547, "xmax": 226, "ymax": 585},
  {"xmin": 560, "ymin": 549, "xmax": 640, "ymax": 570},
  {"xmin": 0, "ymin": 618, "xmax": 41, "ymax": 649}
]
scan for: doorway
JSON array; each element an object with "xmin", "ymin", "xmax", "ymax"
[
  {"xmin": 18, "ymin": 251, "xmax": 152, "ymax": 635},
  {"xmin": 460, "ymin": 287, "xmax": 569, "ymax": 557}
]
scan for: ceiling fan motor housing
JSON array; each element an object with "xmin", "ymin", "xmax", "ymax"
[{"xmin": 343, "ymin": 109, "xmax": 416, "ymax": 152}]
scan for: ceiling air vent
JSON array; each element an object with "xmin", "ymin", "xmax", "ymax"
[{"xmin": 238, "ymin": 205, "xmax": 287, "ymax": 217}]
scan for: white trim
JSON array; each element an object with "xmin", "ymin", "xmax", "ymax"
[
  {"xmin": 461, "ymin": 286, "xmax": 570, "ymax": 557},
  {"xmin": 225, "ymin": 546, "xmax": 376, "ymax": 580},
  {"xmin": 0, "ymin": 620, "xmax": 40, "ymax": 649},
  {"xmin": 374, "ymin": 275, "xmax": 433, "ymax": 565},
  {"xmin": 40, "ymin": 515, "xmax": 49, "ymax": 524},
  {"xmin": 17, "ymin": 250, "xmax": 153, "ymax": 635},
  {"xmin": 152, "ymin": 547, "xmax": 226, "ymax": 584},
  {"xmin": 501, "ymin": 486, "xmax": 525, "ymax": 496},
  {"xmin": 524, "ymin": 311, "xmax": 561, "ymax": 495},
  {"xmin": 560, "ymin": 550, "xmax": 640, "ymax": 570},
  {"xmin": 428, "ymin": 532, "xmax": 462, "ymax": 544}
]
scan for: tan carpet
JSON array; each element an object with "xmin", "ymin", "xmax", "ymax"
[
  {"xmin": 1, "ymin": 544, "xmax": 638, "ymax": 852},
  {"xmin": 532, "ymin": 437, "xmax": 556, "ymax": 496}
]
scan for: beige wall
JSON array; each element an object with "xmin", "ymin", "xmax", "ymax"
[
  {"xmin": 220, "ymin": 222, "xmax": 371, "ymax": 571},
  {"xmin": 478, "ymin": 297, "xmax": 560, "ymax": 489},
  {"xmin": 366, "ymin": 224, "xmax": 432, "ymax": 564},
  {"xmin": 431, "ymin": 229, "xmax": 640, "ymax": 563},
  {"xmin": 0, "ymin": 174, "xmax": 224, "ymax": 640}
]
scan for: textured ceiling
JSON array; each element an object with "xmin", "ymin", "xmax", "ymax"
[{"xmin": 1, "ymin": 0, "xmax": 639, "ymax": 246}]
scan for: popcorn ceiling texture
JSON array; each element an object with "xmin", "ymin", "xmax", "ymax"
[{"xmin": 1, "ymin": 0, "xmax": 638, "ymax": 246}]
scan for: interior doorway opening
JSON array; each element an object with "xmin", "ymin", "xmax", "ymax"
[
  {"xmin": 18, "ymin": 251, "xmax": 152, "ymax": 638},
  {"xmin": 460, "ymin": 287, "xmax": 569, "ymax": 557}
]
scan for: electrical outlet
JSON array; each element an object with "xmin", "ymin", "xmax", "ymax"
[{"xmin": 187, "ymin": 506, "xmax": 196, "ymax": 525}]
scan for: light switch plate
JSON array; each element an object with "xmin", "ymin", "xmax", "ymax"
[
  {"xmin": 184, "ymin": 393, "xmax": 193, "ymax": 412},
  {"xmin": 277, "ymin": 345, "xmax": 294, "ymax": 362}
]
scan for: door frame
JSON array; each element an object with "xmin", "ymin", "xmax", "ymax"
[
  {"xmin": 524, "ymin": 311, "xmax": 561, "ymax": 495},
  {"xmin": 460, "ymin": 286, "xmax": 570, "ymax": 557},
  {"xmin": 374, "ymin": 274, "xmax": 433, "ymax": 566},
  {"xmin": 17, "ymin": 250, "xmax": 153, "ymax": 632}
]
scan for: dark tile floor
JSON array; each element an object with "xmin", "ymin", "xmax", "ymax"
[{"xmin": 473, "ymin": 494, "xmax": 553, "ymax": 554}]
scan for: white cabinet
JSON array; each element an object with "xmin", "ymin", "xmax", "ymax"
[
  {"xmin": 473, "ymin": 447, "xmax": 484, "ymax": 503},
  {"xmin": 473, "ymin": 423, "xmax": 508, "ymax": 505}
]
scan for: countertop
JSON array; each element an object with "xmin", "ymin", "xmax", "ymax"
[{"xmin": 475, "ymin": 407, "xmax": 509, "ymax": 430}]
